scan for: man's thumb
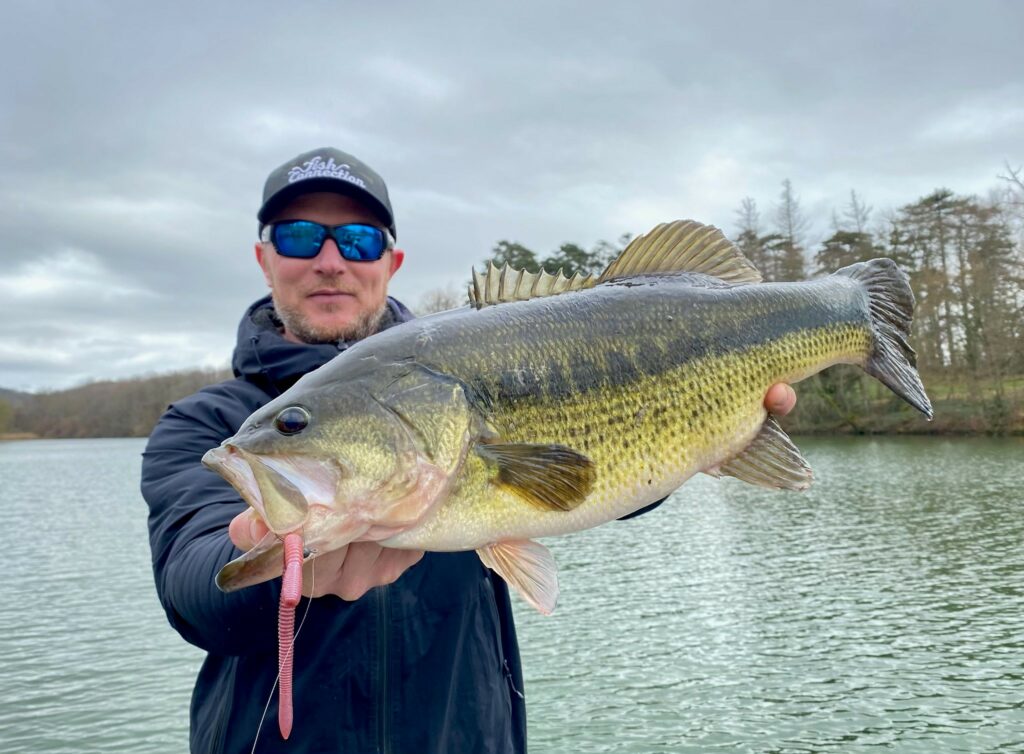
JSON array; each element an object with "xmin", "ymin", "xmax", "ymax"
[{"xmin": 228, "ymin": 509, "xmax": 268, "ymax": 550}]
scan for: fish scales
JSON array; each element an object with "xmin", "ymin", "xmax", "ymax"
[{"xmin": 378, "ymin": 273, "xmax": 873, "ymax": 550}]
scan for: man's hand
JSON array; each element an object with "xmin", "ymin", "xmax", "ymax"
[
  {"xmin": 228, "ymin": 509, "xmax": 425, "ymax": 601},
  {"xmin": 765, "ymin": 383, "xmax": 797, "ymax": 416}
]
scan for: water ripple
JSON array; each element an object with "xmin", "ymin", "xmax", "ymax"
[
  {"xmin": 1, "ymin": 436, "xmax": 1022, "ymax": 753},
  {"xmin": 517, "ymin": 437, "xmax": 1024, "ymax": 753},
  {"xmin": 0, "ymin": 439, "xmax": 202, "ymax": 754}
]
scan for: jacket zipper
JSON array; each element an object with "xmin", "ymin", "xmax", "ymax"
[
  {"xmin": 503, "ymin": 659, "xmax": 525, "ymax": 700},
  {"xmin": 376, "ymin": 584, "xmax": 390, "ymax": 754},
  {"xmin": 485, "ymin": 575, "xmax": 524, "ymax": 702}
]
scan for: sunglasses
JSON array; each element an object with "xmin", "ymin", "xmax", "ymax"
[{"xmin": 261, "ymin": 221, "xmax": 395, "ymax": 261}]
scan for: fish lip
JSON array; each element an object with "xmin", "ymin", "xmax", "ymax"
[{"xmin": 202, "ymin": 443, "xmax": 267, "ymax": 521}]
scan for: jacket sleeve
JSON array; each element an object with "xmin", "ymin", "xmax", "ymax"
[{"xmin": 141, "ymin": 386, "xmax": 280, "ymax": 656}]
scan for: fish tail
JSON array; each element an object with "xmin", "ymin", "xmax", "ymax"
[{"xmin": 833, "ymin": 259, "xmax": 933, "ymax": 419}]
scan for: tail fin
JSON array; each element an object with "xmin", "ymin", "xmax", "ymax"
[{"xmin": 834, "ymin": 259, "xmax": 933, "ymax": 419}]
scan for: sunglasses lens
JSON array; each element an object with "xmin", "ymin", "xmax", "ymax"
[
  {"xmin": 333, "ymin": 225, "xmax": 387, "ymax": 261},
  {"xmin": 272, "ymin": 221, "xmax": 327, "ymax": 258}
]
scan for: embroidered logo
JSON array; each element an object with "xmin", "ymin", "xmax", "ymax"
[{"xmin": 287, "ymin": 156, "xmax": 367, "ymax": 188}]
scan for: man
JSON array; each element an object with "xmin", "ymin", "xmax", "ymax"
[{"xmin": 142, "ymin": 147, "xmax": 796, "ymax": 753}]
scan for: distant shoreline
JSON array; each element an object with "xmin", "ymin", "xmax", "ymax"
[{"xmin": 1, "ymin": 368, "xmax": 1020, "ymax": 440}]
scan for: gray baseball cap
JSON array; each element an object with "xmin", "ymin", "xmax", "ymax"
[{"xmin": 257, "ymin": 147, "xmax": 396, "ymax": 238}]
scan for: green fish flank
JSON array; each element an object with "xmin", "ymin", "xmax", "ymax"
[{"xmin": 381, "ymin": 282, "xmax": 875, "ymax": 550}]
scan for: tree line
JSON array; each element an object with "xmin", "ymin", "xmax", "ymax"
[
  {"xmin": 3, "ymin": 174, "xmax": 1021, "ymax": 439},
  {"xmin": 467, "ymin": 175, "xmax": 1023, "ymax": 435},
  {"xmin": 0, "ymin": 368, "xmax": 231, "ymax": 439}
]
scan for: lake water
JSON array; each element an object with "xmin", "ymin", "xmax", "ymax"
[{"xmin": 0, "ymin": 437, "xmax": 1021, "ymax": 753}]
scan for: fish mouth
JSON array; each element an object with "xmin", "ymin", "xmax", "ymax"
[
  {"xmin": 202, "ymin": 444, "xmax": 343, "ymax": 535},
  {"xmin": 206, "ymin": 444, "xmax": 454, "ymax": 592},
  {"xmin": 202, "ymin": 444, "xmax": 262, "ymax": 510}
]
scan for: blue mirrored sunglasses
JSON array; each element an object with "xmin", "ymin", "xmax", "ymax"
[{"xmin": 261, "ymin": 221, "xmax": 394, "ymax": 261}]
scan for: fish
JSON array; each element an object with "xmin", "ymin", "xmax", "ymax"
[{"xmin": 204, "ymin": 219, "xmax": 933, "ymax": 615}]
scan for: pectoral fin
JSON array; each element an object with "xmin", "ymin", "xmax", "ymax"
[
  {"xmin": 476, "ymin": 441, "xmax": 595, "ymax": 511},
  {"xmin": 477, "ymin": 539, "xmax": 559, "ymax": 615},
  {"xmin": 711, "ymin": 415, "xmax": 813, "ymax": 491}
]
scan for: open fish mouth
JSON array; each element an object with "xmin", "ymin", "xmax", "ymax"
[
  {"xmin": 202, "ymin": 444, "xmax": 262, "ymax": 509},
  {"xmin": 202, "ymin": 444, "xmax": 342, "ymax": 534}
]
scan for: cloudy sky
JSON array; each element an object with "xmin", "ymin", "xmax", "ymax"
[{"xmin": 2, "ymin": 1, "xmax": 1021, "ymax": 391}]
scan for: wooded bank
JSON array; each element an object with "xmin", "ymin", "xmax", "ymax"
[
  {"xmin": 3, "ymin": 181, "xmax": 1022, "ymax": 439},
  {"xmin": 1, "ymin": 367, "xmax": 1020, "ymax": 442}
]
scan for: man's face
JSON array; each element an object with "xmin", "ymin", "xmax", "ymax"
[{"xmin": 256, "ymin": 192, "xmax": 404, "ymax": 344}]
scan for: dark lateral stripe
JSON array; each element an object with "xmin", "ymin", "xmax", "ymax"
[
  {"xmin": 477, "ymin": 280, "xmax": 864, "ymax": 401},
  {"xmin": 497, "ymin": 367, "xmax": 543, "ymax": 402},
  {"xmin": 545, "ymin": 358, "xmax": 573, "ymax": 400},
  {"xmin": 605, "ymin": 350, "xmax": 638, "ymax": 383},
  {"xmin": 378, "ymin": 275, "xmax": 871, "ymax": 406}
]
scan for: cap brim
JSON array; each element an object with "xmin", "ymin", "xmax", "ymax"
[{"xmin": 258, "ymin": 178, "xmax": 395, "ymax": 237}]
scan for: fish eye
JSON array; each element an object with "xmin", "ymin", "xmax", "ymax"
[{"xmin": 274, "ymin": 406, "xmax": 310, "ymax": 435}]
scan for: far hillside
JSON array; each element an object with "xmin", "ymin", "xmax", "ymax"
[{"xmin": 1, "ymin": 368, "xmax": 231, "ymax": 439}]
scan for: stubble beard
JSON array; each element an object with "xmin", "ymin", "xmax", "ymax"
[{"xmin": 273, "ymin": 295, "xmax": 388, "ymax": 345}]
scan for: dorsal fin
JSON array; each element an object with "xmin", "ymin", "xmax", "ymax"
[
  {"xmin": 469, "ymin": 261, "xmax": 597, "ymax": 309},
  {"xmin": 597, "ymin": 220, "xmax": 762, "ymax": 284}
]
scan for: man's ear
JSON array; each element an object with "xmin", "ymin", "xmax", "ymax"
[
  {"xmin": 255, "ymin": 242, "xmax": 273, "ymax": 287},
  {"xmin": 389, "ymin": 249, "xmax": 405, "ymax": 277}
]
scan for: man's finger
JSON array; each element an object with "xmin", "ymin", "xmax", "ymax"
[
  {"xmin": 228, "ymin": 509, "xmax": 267, "ymax": 550},
  {"xmin": 336, "ymin": 543, "xmax": 386, "ymax": 601},
  {"xmin": 765, "ymin": 383, "xmax": 797, "ymax": 416},
  {"xmin": 303, "ymin": 544, "xmax": 349, "ymax": 598},
  {"xmin": 376, "ymin": 550, "xmax": 425, "ymax": 587}
]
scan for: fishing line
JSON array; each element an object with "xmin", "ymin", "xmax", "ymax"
[{"xmin": 249, "ymin": 552, "xmax": 316, "ymax": 754}]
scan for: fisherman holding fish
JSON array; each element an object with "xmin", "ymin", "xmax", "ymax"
[{"xmin": 142, "ymin": 147, "xmax": 798, "ymax": 753}]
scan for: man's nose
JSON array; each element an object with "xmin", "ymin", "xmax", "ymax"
[{"xmin": 312, "ymin": 238, "xmax": 349, "ymax": 274}]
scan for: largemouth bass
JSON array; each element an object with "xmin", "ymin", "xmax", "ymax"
[{"xmin": 204, "ymin": 219, "xmax": 932, "ymax": 615}]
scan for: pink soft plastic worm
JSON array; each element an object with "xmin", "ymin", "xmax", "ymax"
[{"xmin": 278, "ymin": 532, "xmax": 304, "ymax": 740}]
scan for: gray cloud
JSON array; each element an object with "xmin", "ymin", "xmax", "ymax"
[{"xmin": 2, "ymin": 0, "xmax": 1021, "ymax": 390}]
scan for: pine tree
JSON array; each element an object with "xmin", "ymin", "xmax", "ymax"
[{"xmin": 771, "ymin": 179, "xmax": 808, "ymax": 280}]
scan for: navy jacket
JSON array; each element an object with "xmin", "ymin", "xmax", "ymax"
[{"xmin": 142, "ymin": 296, "xmax": 526, "ymax": 754}]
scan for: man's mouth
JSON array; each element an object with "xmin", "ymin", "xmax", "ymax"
[{"xmin": 308, "ymin": 289, "xmax": 354, "ymax": 300}]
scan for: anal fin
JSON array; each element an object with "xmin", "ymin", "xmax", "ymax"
[
  {"xmin": 477, "ymin": 539, "xmax": 559, "ymax": 615},
  {"xmin": 716, "ymin": 415, "xmax": 813, "ymax": 491}
]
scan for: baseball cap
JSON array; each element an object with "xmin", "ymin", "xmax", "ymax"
[{"xmin": 257, "ymin": 147, "xmax": 396, "ymax": 238}]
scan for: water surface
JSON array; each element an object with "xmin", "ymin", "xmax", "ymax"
[{"xmin": 1, "ymin": 437, "xmax": 1021, "ymax": 752}]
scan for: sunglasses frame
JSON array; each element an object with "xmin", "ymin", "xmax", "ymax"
[{"xmin": 260, "ymin": 220, "xmax": 395, "ymax": 262}]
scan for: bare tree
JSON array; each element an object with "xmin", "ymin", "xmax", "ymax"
[
  {"xmin": 734, "ymin": 197, "xmax": 769, "ymax": 274},
  {"xmin": 416, "ymin": 285, "xmax": 465, "ymax": 315},
  {"xmin": 843, "ymin": 190, "xmax": 873, "ymax": 233},
  {"xmin": 998, "ymin": 162, "xmax": 1024, "ymax": 204}
]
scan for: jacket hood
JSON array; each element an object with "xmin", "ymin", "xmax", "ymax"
[{"xmin": 231, "ymin": 294, "xmax": 414, "ymax": 394}]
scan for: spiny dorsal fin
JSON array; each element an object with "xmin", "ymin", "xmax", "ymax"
[
  {"xmin": 469, "ymin": 261, "xmax": 598, "ymax": 309},
  {"xmin": 597, "ymin": 220, "xmax": 762, "ymax": 284},
  {"xmin": 475, "ymin": 441, "xmax": 595, "ymax": 510},
  {"xmin": 709, "ymin": 415, "xmax": 812, "ymax": 491}
]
